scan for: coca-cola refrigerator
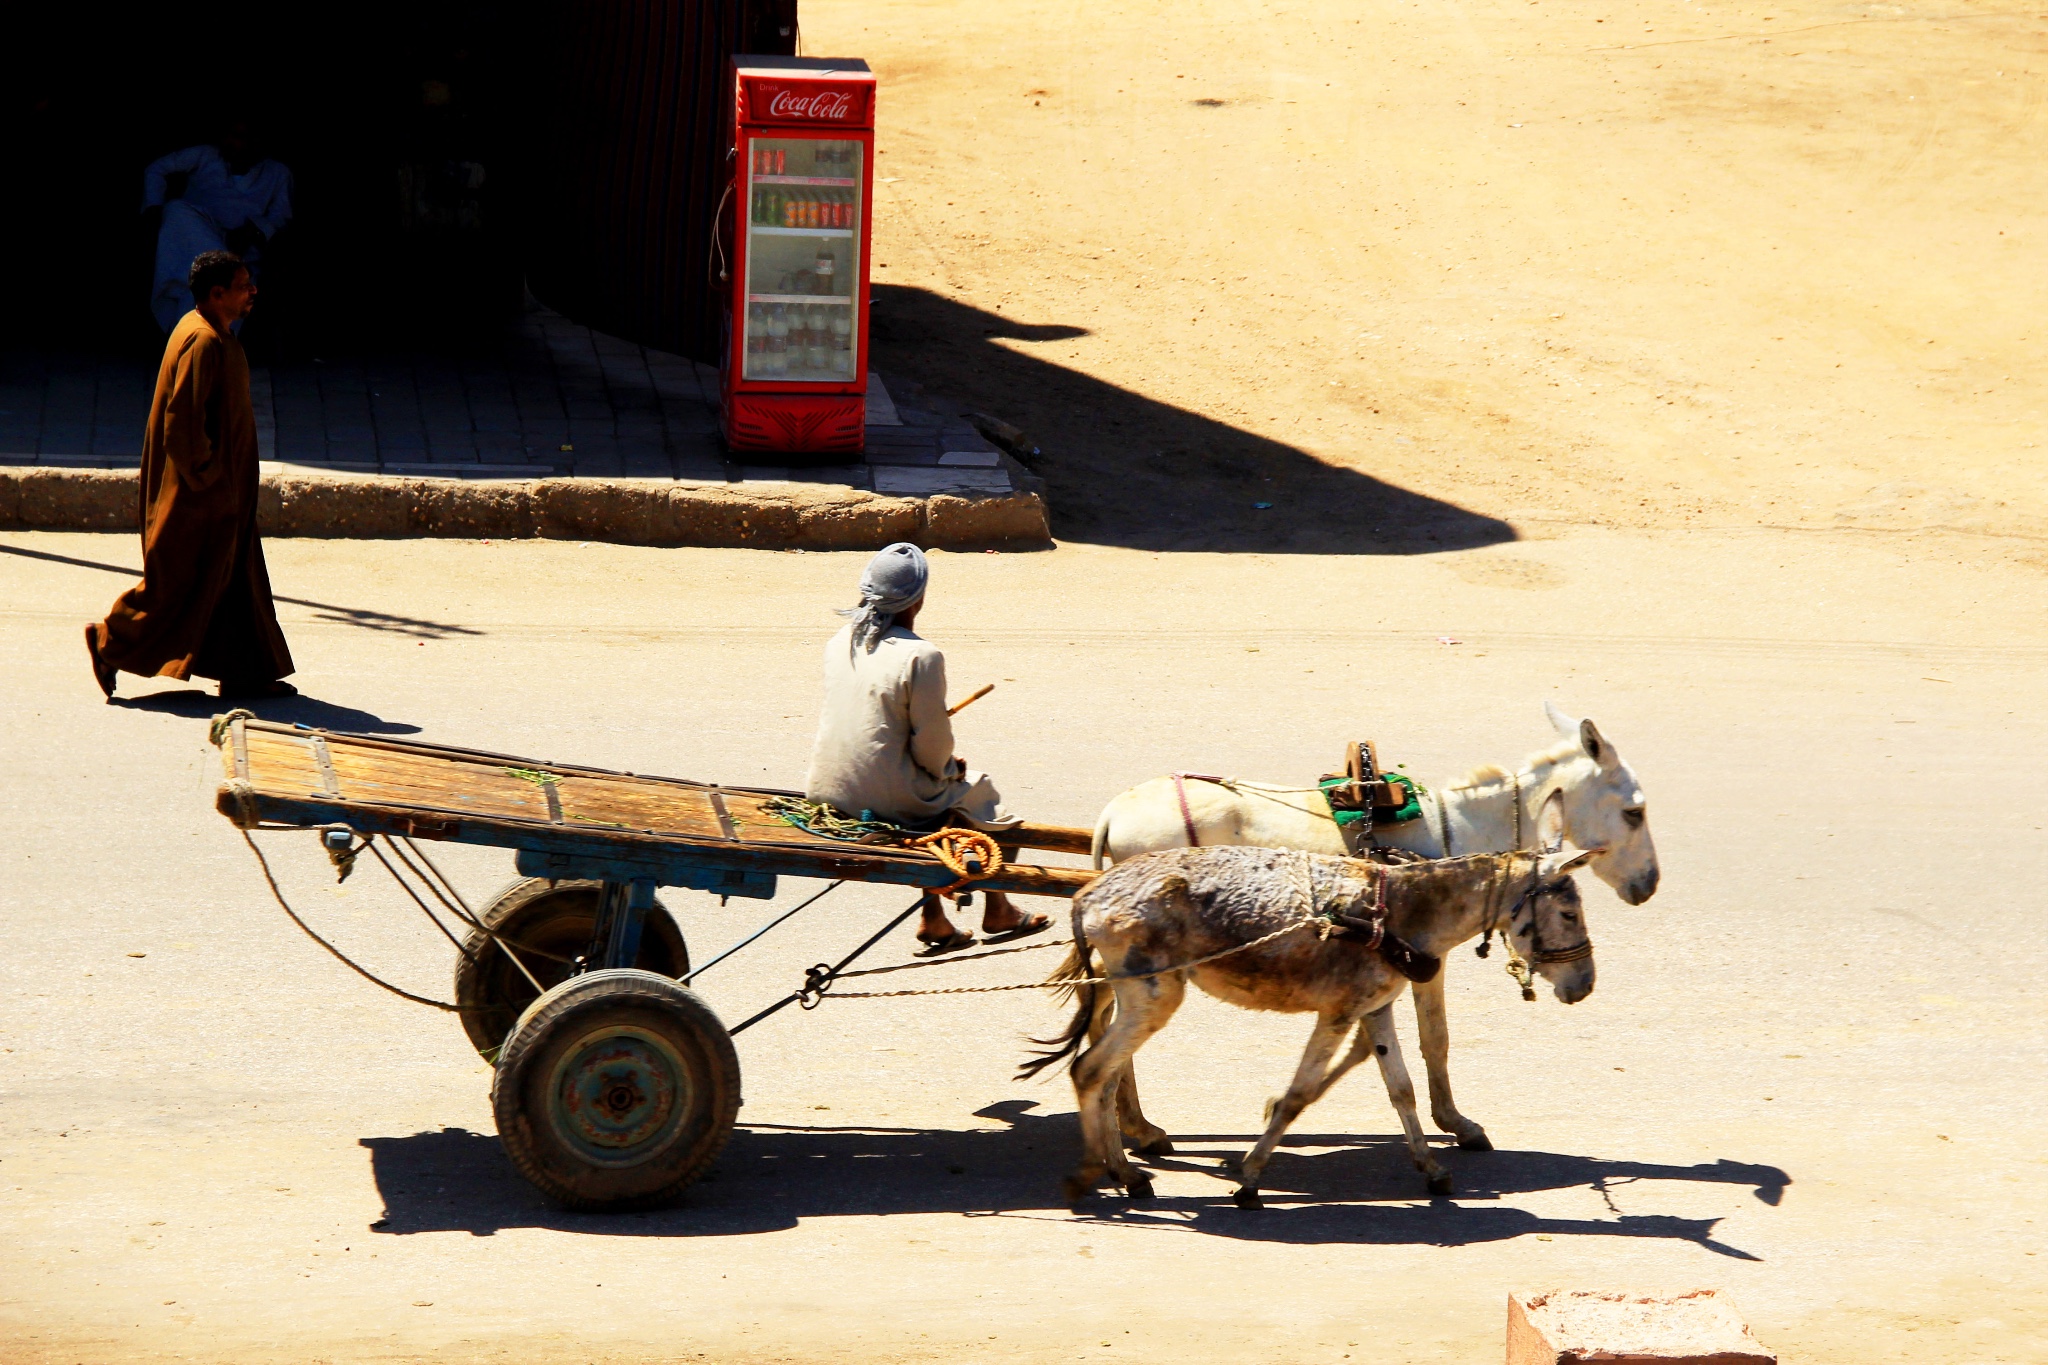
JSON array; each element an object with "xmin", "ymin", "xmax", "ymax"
[{"xmin": 719, "ymin": 56, "xmax": 875, "ymax": 456}]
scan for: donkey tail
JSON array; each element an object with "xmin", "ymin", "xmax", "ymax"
[
  {"xmin": 1090, "ymin": 805, "xmax": 1113, "ymax": 871},
  {"xmin": 1016, "ymin": 900, "xmax": 1095, "ymax": 1080}
]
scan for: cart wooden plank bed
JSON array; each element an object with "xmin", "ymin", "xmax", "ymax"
[{"xmin": 210, "ymin": 713, "xmax": 1098, "ymax": 1210}]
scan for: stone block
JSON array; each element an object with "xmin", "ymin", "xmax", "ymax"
[
  {"xmin": 789, "ymin": 491, "xmax": 923, "ymax": 550},
  {"xmin": 260, "ymin": 473, "xmax": 412, "ymax": 537},
  {"xmin": 407, "ymin": 478, "xmax": 537, "ymax": 538},
  {"xmin": 921, "ymin": 491, "xmax": 1052, "ymax": 550},
  {"xmin": 12, "ymin": 467, "xmax": 136, "ymax": 530},
  {"xmin": 666, "ymin": 486, "xmax": 803, "ymax": 547},
  {"xmin": 1506, "ymin": 1290, "xmax": 1773, "ymax": 1365},
  {"xmin": 0, "ymin": 466, "xmax": 24, "ymax": 526},
  {"xmin": 535, "ymin": 479, "xmax": 680, "ymax": 544}
]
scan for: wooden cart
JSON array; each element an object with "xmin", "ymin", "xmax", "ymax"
[{"xmin": 210, "ymin": 714, "xmax": 1095, "ymax": 1210}]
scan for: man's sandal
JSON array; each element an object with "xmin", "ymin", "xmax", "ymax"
[
  {"xmin": 84, "ymin": 624, "xmax": 115, "ymax": 700},
  {"xmin": 982, "ymin": 913, "xmax": 1054, "ymax": 944},
  {"xmin": 914, "ymin": 929, "xmax": 978, "ymax": 956}
]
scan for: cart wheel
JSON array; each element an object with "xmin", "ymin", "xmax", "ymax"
[
  {"xmin": 491, "ymin": 968, "xmax": 740, "ymax": 1210},
  {"xmin": 453, "ymin": 878, "xmax": 690, "ymax": 1058}
]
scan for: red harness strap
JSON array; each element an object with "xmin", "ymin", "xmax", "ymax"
[{"xmin": 1171, "ymin": 772, "xmax": 1226, "ymax": 848}]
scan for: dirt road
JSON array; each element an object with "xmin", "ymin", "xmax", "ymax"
[
  {"xmin": 7, "ymin": 0, "xmax": 2047, "ymax": 1358},
  {"xmin": 844, "ymin": 0, "xmax": 2047, "ymax": 551},
  {"xmin": 4, "ymin": 527, "xmax": 2045, "ymax": 1364}
]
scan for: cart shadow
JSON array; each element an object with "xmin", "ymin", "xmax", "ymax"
[
  {"xmin": 359, "ymin": 1101, "xmax": 1784, "ymax": 1256},
  {"xmin": 110, "ymin": 687, "xmax": 422, "ymax": 734},
  {"xmin": 870, "ymin": 285, "xmax": 1518, "ymax": 556}
]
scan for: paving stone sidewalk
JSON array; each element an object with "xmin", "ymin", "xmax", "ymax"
[{"xmin": 0, "ymin": 309, "xmax": 1013, "ymax": 497}]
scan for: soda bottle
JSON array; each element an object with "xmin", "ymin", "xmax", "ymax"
[
  {"xmin": 775, "ymin": 148, "xmax": 786, "ymax": 175},
  {"xmin": 782, "ymin": 195, "xmax": 796, "ymax": 228},
  {"xmin": 815, "ymin": 248, "xmax": 836, "ymax": 296}
]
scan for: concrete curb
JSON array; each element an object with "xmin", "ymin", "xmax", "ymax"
[{"xmin": 0, "ymin": 466, "xmax": 1052, "ymax": 550}]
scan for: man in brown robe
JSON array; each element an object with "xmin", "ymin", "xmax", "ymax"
[{"xmin": 86, "ymin": 251, "xmax": 295, "ymax": 700}]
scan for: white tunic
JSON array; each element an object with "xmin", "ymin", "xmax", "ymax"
[
  {"xmin": 803, "ymin": 624, "xmax": 1016, "ymax": 829},
  {"xmin": 142, "ymin": 145, "xmax": 295, "ymax": 333}
]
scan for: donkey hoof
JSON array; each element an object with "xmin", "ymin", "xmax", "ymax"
[
  {"xmin": 1136, "ymin": 1136, "xmax": 1176, "ymax": 1157},
  {"xmin": 1063, "ymin": 1175, "xmax": 1097, "ymax": 1206},
  {"xmin": 1457, "ymin": 1132, "xmax": 1494, "ymax": 1152},
  {"xmin": 1125, "ymin": 1174, "xmax": 1155, "ymax": 1201},
  {"xmin": 1425, "ymin": 1171, "xmax": 1455, "ymax": 1196},
  {"xmin": 1232, "ymin": 1185, "xmax": 1264, "ymax": 1210}
]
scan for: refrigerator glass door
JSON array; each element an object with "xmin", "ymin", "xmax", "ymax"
[{"xmin": 741, "ymin": 135, "xmax": 861, "ymax": 384}]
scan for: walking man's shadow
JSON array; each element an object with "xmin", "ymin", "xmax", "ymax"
[{"xmin": 112, "ymin": 687, "xmax": 419, "ymax": 734}]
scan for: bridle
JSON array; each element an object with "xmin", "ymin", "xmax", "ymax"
[{"xmin": 1476, "ymin": 854, "xmax": 1595, "ymax": 1002}]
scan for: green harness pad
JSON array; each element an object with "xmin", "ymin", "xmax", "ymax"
[{"xmin": 1320, "ymin": 772, "xmax": 1423, "ymax": 825}]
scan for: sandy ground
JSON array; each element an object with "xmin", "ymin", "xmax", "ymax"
[
  {"xmin": 845, "ymin": 0, "xmax": 2048, "ymax": 552},
  {"xmin": 7, "ymin": 0, "xmax": 2048, "ymax": 1359},
  {"xmin": 3, "ymin": 527, "xmax": 2046, "ymax": 1364}
]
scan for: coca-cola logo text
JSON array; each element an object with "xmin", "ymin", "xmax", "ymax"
[
  {"xmin": 750, "ymin": 82, "xmax": 869, "ymax": 125},
  {"xmin": 768, "ymin": 88, "xmax": 854, "ymax": 120}
]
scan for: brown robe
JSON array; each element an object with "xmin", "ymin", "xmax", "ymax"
[{"xmin": 94, "ymin": 311, "xmax": 294, "ymax": 684}]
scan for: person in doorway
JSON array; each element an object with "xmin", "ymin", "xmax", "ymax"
[
  {"xmin": 142, "ymin": 123, "xmax": 293, "ymax": 334},
  {"xmin": 86, "ymin": 251, "xmax": 296, "ymax": 701},
  {"xmin": 805, "ymin": 543, "xmax": 1051, "ymax": 953}
]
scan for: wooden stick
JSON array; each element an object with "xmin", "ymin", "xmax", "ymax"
[{"xmin": 947, "ymin": 683, "xmax": 995, "ymax": 716}]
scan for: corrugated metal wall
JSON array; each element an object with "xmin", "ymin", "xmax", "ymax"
[{"xmin": 520, "ymin": 0, "xmax": 796, "ymax": 364}]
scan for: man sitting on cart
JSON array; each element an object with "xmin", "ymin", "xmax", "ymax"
[{"xmin": 805, "ymin": 543, "xmax": 1053, "ymax": 954}]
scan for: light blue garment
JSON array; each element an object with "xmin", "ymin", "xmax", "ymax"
[
  {"xmin": 835, "ymin": 542, "xmax": 929, "ymax": 651},
  {"xmin": 142, "ymin": 145, "xmax": 293, "ymax": 333}
]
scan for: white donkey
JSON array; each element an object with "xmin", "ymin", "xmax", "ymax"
[
  {"xmin": 1026, "ymin": 797, "xmax": 1599, "ymax": 1206},
  {"xmin": 1088, "ymin": 702, "xmax": 1656, "ymax": 1153}
]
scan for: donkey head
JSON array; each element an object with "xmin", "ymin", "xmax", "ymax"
[
  {"xmin": 1541, "ymin": 700, "xmax": 1660, "ymax": 906},
  {"xmin": 1512, "ymin": 792, "xmax": 1598, "ymax": 1004}
]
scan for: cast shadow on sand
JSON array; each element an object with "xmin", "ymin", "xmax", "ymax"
[
  {"xmin": 870, "ymin": 285, "xmax": 1517, "ymax": 557},
  {"xmin": 109, "ymin": 687, "xmax": 421, "ymax": 735},
  {"xmin": 0, "ymin": 542, "xmax": 483, "ymax": 641},
  {"xmin": 361, "ymin": 1100, "xmax": 1782, "ymax": 1258}
]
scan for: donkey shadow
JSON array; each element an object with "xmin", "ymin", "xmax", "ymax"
[{"xmin": 360, "ymin": 1100, "xmax": 1784, "ymax": 1257}]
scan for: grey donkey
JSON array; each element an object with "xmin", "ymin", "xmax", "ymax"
[{"xmin": 1022, "ymin": 792, "xmax": 1597, "ymax": 1207}]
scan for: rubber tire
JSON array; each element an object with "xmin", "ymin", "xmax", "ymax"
[
  {"xmin": 491, "ymin": 968, "xmax": 740, "ymax": 1211},
  {"xmin": 453, "ymin": 878, "xmax": 689, "ymax": 1058}
]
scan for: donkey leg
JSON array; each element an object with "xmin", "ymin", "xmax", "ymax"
[
  {"xmin": 1068, "ymin": 975, "xmax": 1183, "ymax": 1202},
  {"xmin": 1233, "ymin": 1013, "xmax": 1353, "ymax": 1208},
  {"xmin": 1115, "ymin": 1066, "xmax": 1174, "ymax": 1156},
  {"xmin": 1412, "ymin": 975, "xmax": 1491, "ymax": 1150},
  {"xmin": 1300, "ymin": 1008, "xmax": 1390, "ymax": 1108},
  {"xmin": 1369, "ymin": 1007, "xmax": 1452, "ymax": 1194},
  {"xmin": 1089, "ymin": 979, "xmax": 1172, "ymax": 1155}
]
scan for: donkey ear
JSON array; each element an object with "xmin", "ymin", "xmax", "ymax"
[
  {"xmin": 1543, "ymin": 699, "xmax": 1577, "ymax": 736},
  {"xmin": 1537, "ymin": 788, "xmax": 1567, "ymax": 853},
  {"xmin": 1579, "ymin": 717, "xmax": 1606, "ymax": 762},
  {"xmin": 1540, "ymin": 848, "xmax": 1597, "ymax": 877}
]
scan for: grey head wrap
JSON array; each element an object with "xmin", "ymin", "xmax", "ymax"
[{"xmin": 837, "ymin": 542, "xmax": 929, "ymax": 651}]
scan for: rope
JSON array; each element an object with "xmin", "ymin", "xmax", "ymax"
[
  {"xmin": 831, "ymin": 933, "xmax": 1076, "ymax": 980},
  {"xmin": 758, "ymin": 795, "xmax": 907, "ymax": 842},
  {"xmin": 208, "ymin": 708, "xmax": 256, "ymax": 748},
  {"xmin": 239, "ymin": 830, "xmax": 481, "ymax": 1013},
  {"xmin": 758, "ymin": 796, "xmax": 1005, "ymax": 895},
  {"xmin": 812, "ymin": 916, "xmax": 1317, "ymax": 1002},
  {"xmin": 905, "ymin": 827, "xmax": 1003, "ymax": 894}
]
